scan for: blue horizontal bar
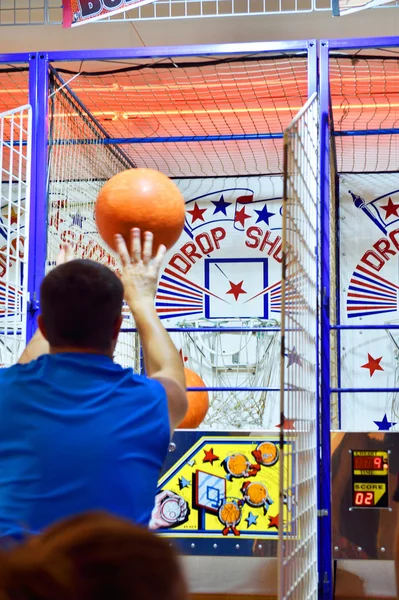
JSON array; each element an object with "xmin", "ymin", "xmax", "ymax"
[
  {"xmin": 187, "ymin": 387, "xmax": 282, "ymax": 392},
  {"xmin": 331, "ymin": 324, "xmax": 399, "ymax": 331},
  {"xmin": 8, "ymin": 133, "xmax": 283, "ymax": 148},
  {"xmin": 331, "ymin": 387, "xmax": 399, "ymax": 393},
  {"xmin": 46, "ymin": 40, "xmax": 311, "ymax": 63},
  {"xmin": 325, "ymin": 36, "xmax": 399, "ymax": 51},
  {"xmin": 121, "ymin": 327, "xmax": 282, "ymax": 333},
  {"xmin": 336, "ymin": 129, "xmax": 399, "ymax": 137},
  {"xmin": 0, "ymin": 52, "xmax": 32, "ymax": 63}
]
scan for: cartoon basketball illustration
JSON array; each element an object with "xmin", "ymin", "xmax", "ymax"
[
  {"xmin": 218, "ymin": 498, "xmax": 243, "ymax": 536},
  {"xmin": 241, "ymin": 481, "xmax": 274, "ymax": 514},
  {"xmin": 252, "ymin": 442, "xmax": 279, "ymax": 467}
]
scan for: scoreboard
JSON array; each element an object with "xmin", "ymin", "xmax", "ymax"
[{"xmin": 351, "ymin": 450, "xmax": 389, "ymax": 509}]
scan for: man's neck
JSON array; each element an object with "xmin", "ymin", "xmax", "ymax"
[{"xmin": 49, "ymin": 346, "xmax": 113, "ymax": 359}]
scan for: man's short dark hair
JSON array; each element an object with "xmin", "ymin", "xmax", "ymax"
[{"xmin": 40, "ymin": 260, "xmax": 124, "ymax": 352}]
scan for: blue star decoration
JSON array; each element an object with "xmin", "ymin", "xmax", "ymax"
[
  {"xmin": 245, "ymin": 512, "xmax": 258, "ymax": 528},
  {"xmin": 285, "ymin": 347, "xmax": 302, "ymax": 368},
  {"xmin": 254, "ymin": 204, "xmax": 275, "ymax": 225},
  {"xmin": 212, "ymin": 194, "xmax": 231, "ymax": 216},
  {"xmin": 374, "ymin": 414, "xmax": 397, "ymax": 431},
  {"xmin": 178, "ymin": 476, "xmax": 191, "ymax": 490},
  {"xmin": 70, "ymin": 212, "xmax": 86, "ymax": 228}
]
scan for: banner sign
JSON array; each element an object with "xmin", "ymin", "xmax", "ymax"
[
  {"xmin": 332, "ymin": 0, "xmax": 394, "ymax": 16},
  {"xmin": 63, "ymin": 0, "xmax": 156, "ymax": 27}
]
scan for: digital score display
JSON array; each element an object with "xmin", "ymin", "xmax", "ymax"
[{"xmin": 351, "ymin": 450, "xmax": 389, "ymax": 509}]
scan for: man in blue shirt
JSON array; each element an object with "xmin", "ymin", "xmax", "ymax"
[{"xmin": 0, "ymin": 228, "xmax": 188, "ymax": 538}]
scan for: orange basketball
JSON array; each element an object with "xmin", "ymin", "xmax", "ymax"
[
  {"xmin": 177, "ymin": 368, "xmax": 209, "ymax": 429},
  {"xmin": 95, "ymin": 168, "xmax": 185, "ymax": 253}
]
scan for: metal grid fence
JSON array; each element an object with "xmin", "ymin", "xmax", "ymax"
[{"xmin": 0, "ymin": 0, "xmax": 330, "ymax": 24}]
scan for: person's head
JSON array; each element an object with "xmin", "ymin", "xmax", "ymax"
[
  {"xmin": 38, "ymin": 260, "xmax": 124, "ymax": 356},
  {"xmin": 0, "ymin": 511, "xmax": 188, "ymax": 600}
]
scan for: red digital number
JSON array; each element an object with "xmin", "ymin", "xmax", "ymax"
[
  {"xmin": 354, "ymin": 491, "xmax": 374, "ymax": 506},
  {"xmin": 374, "ymin": 457, "xmax": 382, "ymax": 469}
]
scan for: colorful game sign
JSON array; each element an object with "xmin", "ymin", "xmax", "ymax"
[
  {"xmin": 150, "ymin": 435, "xmax": 296, "ymax": 541},
  {"xmin": 63, "ymin": 0, "xmax": 156, "ymax": 27}
]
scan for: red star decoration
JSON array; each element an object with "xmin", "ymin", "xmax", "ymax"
[
  {"xmin": 361, "ymin": 354, "xmax": 384, "ymax": 377},
  {"xmin": 268, "ymin": 514, "xmax": 279, "ymax": 529},
  {"xmin": 234, "ymin": 206, "xmax": 251, "ymax": 227},
  {"xmin": 226, "ymin": 280, "xmax": 247, "ymax": 301},
  {"xmin": 276, "ymin": 416, "xmax": 295, "ymax": 430},
  {"xmin": 381, "ymin": 197, "xmax": 399, "ymax": 219},
  {"xmin": 187, "ymin": 202, "xmax": 207, "ymax": 223},
  {"xmin": 203, "ymin": 448, "xmax": 219, "ymax": 465}
]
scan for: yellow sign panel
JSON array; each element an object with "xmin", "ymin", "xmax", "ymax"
[
  {"xmin": 150, "ymin": 436, "xmax": 296, "ymax": 540},
  {"xmin": 353, "ymin": 482, "xmax": 386, "ymax": 505}
]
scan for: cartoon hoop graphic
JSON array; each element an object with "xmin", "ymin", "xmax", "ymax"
[{"xmin": 173, "ymin": 317, "xmax": 280, "ymax": 429}]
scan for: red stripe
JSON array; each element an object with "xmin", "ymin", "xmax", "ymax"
[
  {"xmin": 156, "ymin": 307, "xmax": 201, "ymax": 313},
  {"xmin": 159, "ymin": 281, "xmax": 202, "ymax": 299},
  {"xmin": 156, "ymin": 295, "xmax": 202, "ymax": 305},
  {"xmin": 164, "ymin": 268, "xmax": 227, "ymax": 302},
  {"xmin": 356, "ymin": 265, "xmax": 399, "ymax": 290},
  {"xmin": 351, "ymin": 278, "xmax": 396, "ymax": 297},
  {"xmin": 348, "ymin": 292, "xmax": 397, "ymax": 303},
  {"xmin": 347, "ymin": 305, "xmax": 396, "ymax": 311}
]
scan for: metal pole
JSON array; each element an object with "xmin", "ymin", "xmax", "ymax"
[{"xmin": 318, "ymin": 39, "xmax": 333, "ymax": 600}]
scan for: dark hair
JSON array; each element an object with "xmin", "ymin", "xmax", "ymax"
[
  {"xmin": 40, "ymin": 260, "xmax": 124, "ymax": 352},
  {"xmin": 0, "ymin": 512, "xmax": 187, "ymax": 600}
]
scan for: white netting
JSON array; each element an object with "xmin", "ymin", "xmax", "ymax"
[
  {"xmin": 0, "ymin": 105, "xmax": 31, "ymax": 367},
  {"xmin": 279, "ymin": 93, "xmax": 319, "ymax": 600},
  {"xmin": 46, "ymin": 72, "xmax": 140, "ymax": 371},
  {"xmin": 172, "ymin": 317, "xmax": 280, "ymax": 430}
]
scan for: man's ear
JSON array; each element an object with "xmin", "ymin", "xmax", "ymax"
[{"xmin": 37, "ymin": 315, "xmax": 48, "ymax": 340}]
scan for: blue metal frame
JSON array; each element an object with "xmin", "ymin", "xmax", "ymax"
[
  {"xmin": 27, "ymin": 53, "xmax": 49, "ymax": 341},
  {"xmin": 318, "ymin": 40, "xmax": 333, "ymax": 600},
  {"xmin": 1, "ymin": 39, "xmax": 322, "ymax": 567}
]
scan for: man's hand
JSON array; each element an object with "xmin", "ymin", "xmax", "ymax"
[
  {"xmin": 56, "ymin": 243, "xmax": 74, "ymax": 266},
  {"xmin": 115, "ymin": 229, "xmax": 166, "ymax": 309}
]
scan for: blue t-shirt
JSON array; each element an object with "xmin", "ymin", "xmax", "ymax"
[{"xmin": 0, "ymin": 353, "xmax": 170, "ymax": 538}]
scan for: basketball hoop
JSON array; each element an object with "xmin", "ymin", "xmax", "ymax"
[{"xmin": 173, "ymin": 317, "xmax": 280, "ymax": 430}]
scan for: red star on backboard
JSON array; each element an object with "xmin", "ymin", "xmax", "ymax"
[
  {"xmin": 268, "ymin": 514, "xmax": 279, "ymax": 529},
  {"xmin": 203, "ymin": 448, "xmax": 219, "ymax": 465},
  {"xmin": 276, "ymin": 416, "xmax": 295, "ymax": 430},
  {"xmin": 381, "ymin": 197, "xmax": 399, "ymax": 219},
  {"xmin": 234, "ymin": 206, "xmax": 251, "ymax": 227},
  {"xmin": 187, "ymin": 202, "xmax": 207, "ymax": 223},
  {"xmin": 361, "ymin": 354, "xmax": 384, "ymax": 377},
  {"xmin": 226, "ymin": 280, "xmax": 247, "ymax": 301}
]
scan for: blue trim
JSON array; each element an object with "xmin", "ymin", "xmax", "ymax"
[
  {"xmin": 121, "ymin": 327, "xmax": 282, "ymax": 333},
  {"xmin": 26, "ymin": 53, "xmax": 48, "ymax": 343},
  {"xmin": 332, "ymin": 387, "xmax": 399, "ymax": 393},
  {"xmin": 45, "ymin": 40, "xmax": 310, "ymax": 62},
  {"xmin": 336, "ymin": 129, "xmax": 399, "ymax": 137},
  {"xmin": 36, "ymin": 133, "xmax": 284, "ymax": 145},
  {"xmin": 326, "ymin": 36, "xmax": 399, "ymax": 50},
  {"xmin": 332, "ymin": 324, "xmax": 399, "ymax": 330},
  {"xmin": 318, "ymin": 40, "xmax": 333, "ymax": 600},
  {"xmin": 204, "ymin": 257, "xmax": 268, "ymax": 319}
]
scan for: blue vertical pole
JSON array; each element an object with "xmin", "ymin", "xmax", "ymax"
[
  {"xmin": 307, "ymin": 40, "xmax": 318, "ymax": 95},
  {"xmin": 27, "ymin": 53, "xmax": 49, "ymax": 342},
  {"xmin": 318, "ymin": 40, "xmax": 332, "ymax": 600}
]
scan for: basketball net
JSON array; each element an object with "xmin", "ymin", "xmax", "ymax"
[{"xmin": 173, "ymin": 317, "xmax": 280, "ymax": 430}]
